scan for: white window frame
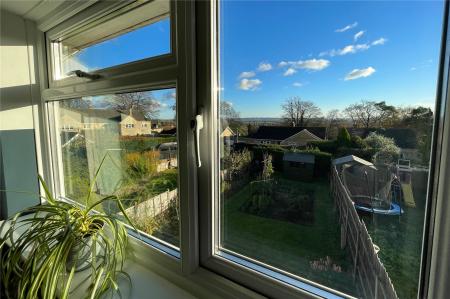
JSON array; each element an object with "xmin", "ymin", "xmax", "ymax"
[
  {"xmin": 196, "ymin": 1, "xmax": 450, "ymax": 299},
  {"xmin": 40, "ymin": 0, "xmax": 199, "ymax": 274},
  {"xmin": 31, "ymin": 0, "xmax": 450, "ymax": 298}
]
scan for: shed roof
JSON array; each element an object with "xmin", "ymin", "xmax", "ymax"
[
  {"xmin": 332, "ymin": 155, "xmax": 376, "ymax": 169},
  {"xmin": 283, "ymin": 152, "xmax": 315, "ymax": 163}
]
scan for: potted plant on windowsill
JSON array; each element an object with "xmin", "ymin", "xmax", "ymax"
[{"xmin": 0, "ymin": 157, "xmax": 136, "ymax": 299}]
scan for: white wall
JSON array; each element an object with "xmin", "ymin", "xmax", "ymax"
[{"xmin": 0, "ymin": 9, "xmax": 40, "ymax": 218}]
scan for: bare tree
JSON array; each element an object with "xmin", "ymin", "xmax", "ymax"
[
  {"xmin": 282, "ymin": 97, "xmax": 321, "ymax": 127},
  {"xmin": 343, "ymin": 100, "xmax": 379, "ymax": 128},
  {"xmin": 105, "ymin": 92, "xmax": 161, "ymax": 118},
  {"xmin": 374, "ymin": 101, "xmax": 398, "ymax": 127},
  {"xmin": 326, "ymin": 109, "xmax": 340, "ymax": 139},
  {"xmin": 220, "ymin": 101, "xmax": 240, "ymax": 120}
]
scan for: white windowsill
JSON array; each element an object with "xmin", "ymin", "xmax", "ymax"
[{"xmin": 0, "ymin": 215, "xmax": 265, "ymax": 299}]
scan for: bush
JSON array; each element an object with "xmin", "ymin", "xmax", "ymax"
[
  {"xmin": 125, "ymin": 150, "xmax": 160, "ymax": 178},
  {"xmin": 252, "ymin": 145, "xmax": 286, "ymax": 172},
  {"xmin": 308, "ymin": 140, "xmax": 338, "ymax": 154},
  {"xmin": 337, "ymin": 128, "xmax": 351, "ymax": 147}
]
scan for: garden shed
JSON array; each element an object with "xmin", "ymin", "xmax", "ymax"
[{"xmin": 283, "ymin": 153, "xmax": 315, "ymax": 181}]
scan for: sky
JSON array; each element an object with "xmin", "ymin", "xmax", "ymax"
[
  {"xmin": 219, "ymin": 0, "xmax": 445, "ymax": 117},
  {"xmin": 66, "ymin": 0, "xmax": 445, "ymax": 119}
]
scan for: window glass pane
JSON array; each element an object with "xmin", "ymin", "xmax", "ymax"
[
  {"xmin": 52, "ymin": 0, "xmax": 170, "ymax": 80},
  {"xmin": 218, "ymin": 1, "xmax": 444, "ymax": 297},
  {"xmin": 56, "ymin": 89, "xmax": 179, "ymax": 248}
]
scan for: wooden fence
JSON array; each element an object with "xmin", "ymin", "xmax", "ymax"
[
  {"xmin": 331, "ymin": 166, "xmax": 398, "ymax": 299},
  {"xmin": 124, "ymin": 189, "xmax": 177, "ymax": 219}
]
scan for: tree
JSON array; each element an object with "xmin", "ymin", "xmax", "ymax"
[
  {"xmin": 364, "ymin": 132, "xmax": 400, "ymax": 163},
  {"xmin": 403, "ymin": 106, "xmax": 434, "ymax": 164},
  {"xmin": 326, "ymin": 109, "xmax": 340, "ymax": 139},
  {"xmin": 220, "ymin": 101, "xmax": 240, "ymax": 120},
  {"xmin": 282, "ymin": 97, "xmax": 321, "ymax": 127},
  {"xmin": 261, "ymin": 153, "xmax": 274, "ymax": 181},
  {"xmin": 226, "ymin": 148, "xmax": 251, "ymax": 180},
  {"xmin": 104, "ymin": 92, "xmax": 161, "ymax": 118},
  {"xmin": 374, "ymin": 101, "xmax": 399, "ymax": 127},
  {"xmin": 343, "ymin": 100, "xmax": 379, "ymax": 128},
  {"xmin": 337, "ymin": 128, "xmax": 351, "ymax": 147},
  {"xmin": 64, "ymin": 98, "xmax": 92, "ymax": 109}
]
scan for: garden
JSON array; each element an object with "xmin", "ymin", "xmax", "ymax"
[
  {"xmin": 221, "ymin": 177, "xmax": 358, "ymax": 296},
  {"xmin": 61, "ymin": 133, "xmax": 180, "ymax": 247}
]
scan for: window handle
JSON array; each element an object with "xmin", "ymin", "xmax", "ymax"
[
  {"xmin": 67, "ymin": 70, "xmax": 101, "ymax": 80},
  {"xmin": 191, "ymin": 112, "xmax": 204, "ymax": 167}
]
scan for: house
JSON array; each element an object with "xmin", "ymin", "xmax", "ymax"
[
  {"xmin": 240, "ymin": 126, "xmax": 325, "ymax": 147},
  {"xmin": 59, "ymin": 107, "xmax": 153, "ymax": 136},
  {"xmin": 119, "ymin": 109, "xmax": 152, "ymax": 136},
  {"xmin": 283, "ymin": 152, "xmax": 315, "ymax": 181}
]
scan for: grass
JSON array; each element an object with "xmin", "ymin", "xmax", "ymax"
[
  {"xmin": 222, "ymin": 177, "xmax": 358, "ymax": 296},
  {"xmin": 362, "ymin": 170, "xmax": 428, "ymax": 299}
]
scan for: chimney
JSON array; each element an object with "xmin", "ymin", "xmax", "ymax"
[{"xmin": 129, "ymin": 104, "xmax": 133, "ymax": 117}]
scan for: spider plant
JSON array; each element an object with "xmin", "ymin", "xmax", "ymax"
[{"xmin": 0, "ymin": 155, "xmax": 136, "ymax": 299}]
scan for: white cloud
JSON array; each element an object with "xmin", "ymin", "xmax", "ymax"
[
  {"xmin": 335, "ymin": 22, "xmax": 358, "ymax": 33},
  {"xmin": 292, "ymin": 82, "xmax": 303, "ymax": 87},
  {"xmin": 320, "ymin": 43, "xmax": 371, "ymax": 57},
  {"xmin": 278, "ymin": 61, "xmax": 289, "ymax": 67},
  {"xmin": 239, "ymin": 78, "xmax": 262, "ymax": 91},
  {"xmin": 279, "ymin": 59, "xmax": 330, "ymax": 72},
  {"xmin": 295, "ymin": 59, "xmax": 330, "ymax": 71},
  {"xmin": 372, "ymin": 38, "xmax": 387, "ymax": 46},
  {"xmin": 354, "ymin": 30, "xmax": 365, "ymax": 41},
  {"xmin": 257, "ymin": 62, "xmax": 272, "ymax": 72},
  {"xmin": 344, "ymin": 67, "xmax": 376, "ymax": 81},
  {"xmin": 283, "ymin": 68, "xmax": 297, "ymax": 76},
  {"xmin": 238, "ymin": 71, "xmax": 256, "ymax": 79},
  {"xmin": 410, "ymin": 67, "xmax": 417, "ymax": 71}
]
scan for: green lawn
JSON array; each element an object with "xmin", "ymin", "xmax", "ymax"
[
  {"xmin": 362, "ymin": 171, "xmax": 428, "ymax": 299},
  {"xmin": 222, "ymin": 177, "xmax": 358, "ymax": 296}
]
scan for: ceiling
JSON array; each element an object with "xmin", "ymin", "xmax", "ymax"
[{"xmin": 0, "ymin": 0, "xmax": 68, "ymax": 22}]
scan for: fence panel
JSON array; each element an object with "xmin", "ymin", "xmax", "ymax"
[{"xmin": 331, "ymin": 166, "xmax": 398, "ymax": 299}]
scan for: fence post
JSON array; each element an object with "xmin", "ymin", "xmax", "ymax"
[{"xmin": 353, "ymin": 226, "xmax": 360, "ymax": 281}]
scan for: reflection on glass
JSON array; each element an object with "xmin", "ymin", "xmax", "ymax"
[
  {"xmin": 52, "ymin": 0, "xmax": 170, "ymax": 79},
  {"xmin": 56, "ymin": 89, "xmax": 179, "ymax": 247},
  {"xmin": 218, "ymin": 1, "xmax": 443, "ymax": 298}
]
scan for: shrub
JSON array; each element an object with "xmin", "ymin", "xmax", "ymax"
[
  {"xmin": 337, "ymin": 128, "xmax": 351, "ymax": 147},
  {"xmin": 308, "ymin": 140, "xmax": 338, "ymax": 154},
  {"xmin": 364, "ymin": 132, "xmax": 400, "ymax": 163},
  {"xmin": 252, "ymin": 145, "xmax": 286, "ymax": 171},
  {"xmin": 125, "ymin": 150, "xmax": 160, "ymax": 178}
]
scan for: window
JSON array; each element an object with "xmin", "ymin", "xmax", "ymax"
[
  {"xmin": 42, "ymin": 0, "xmax": 196, "ymax": 259},
  {"xmin": 50, "ymin": 0, "xmax": 171, "ymax": 80},
  {"xmin": 51, "ymin": 89, "xmax": 179, "ymax": 247},
  {"xmin": 207, "ymin": 0, "xmax": 447, "ymax": 298}
]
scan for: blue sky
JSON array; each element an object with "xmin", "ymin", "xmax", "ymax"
[
  {"xmin": 219, "ymin": 0, "xmax": 445, "ymax": 117},
  {"xmin": 69, "ymin": 1, "xmax": 444, "ymax": 119}
]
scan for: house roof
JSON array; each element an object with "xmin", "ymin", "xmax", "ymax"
[
  {"xmin": 348, "ymin": 128, "xmax": 417, "ymax": 148},
  {"xmin": 119, "ymin": 110, "xmax": 148, "ymax": 121},
  {"xmin": 248, "ymin": 126, "xmax": 326, "ymax": 140},
  {"xmin": 332, "ymin": 155, "xmax": 376, "ymax": 169},
  {"xmin": 74, "ymin": 109, "xmax": 122, "ymax": 122},
  {"xmin": 283, "ymin": 152, "xmax": 315, "ymax": 163}
]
